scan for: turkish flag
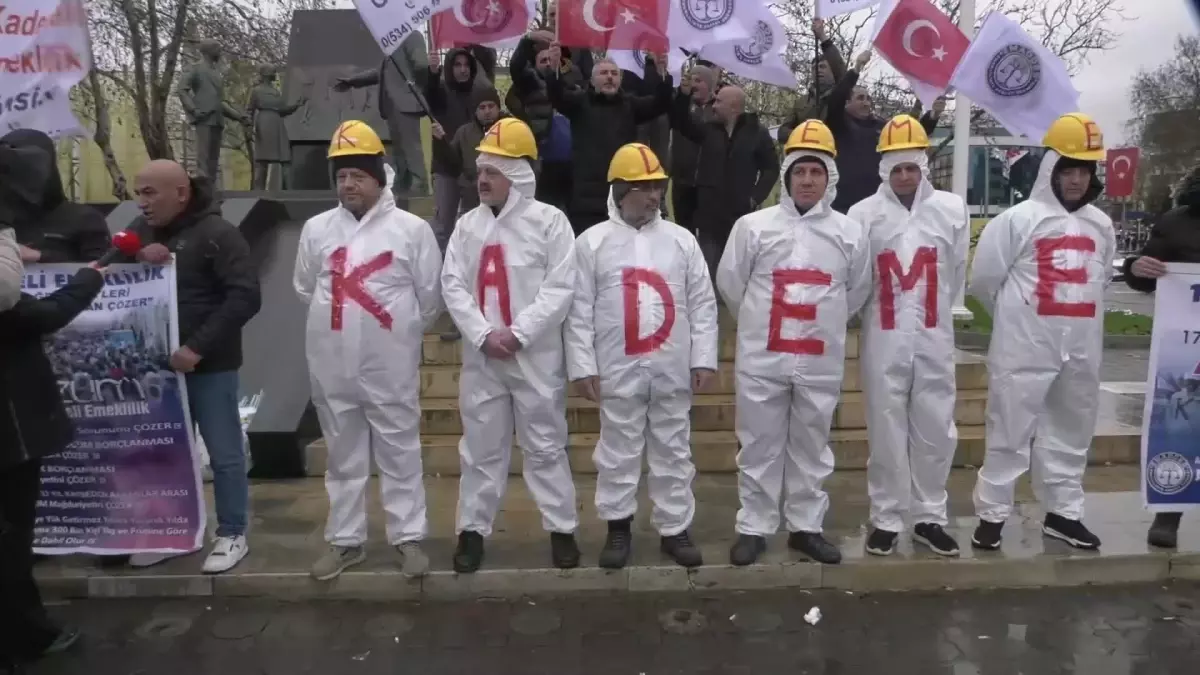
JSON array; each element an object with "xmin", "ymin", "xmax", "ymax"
[
  {"xmin": 872, "ymin": 0, "xmax": 968, "ymax": 95},
  {"xmin": 557, "ymin": 0, "xmax": 668, "ymax": 51},
  {"xmin": 1105, "ymin": 147, "xmax": 1140, "ymax": 199},
  {"xmin": 431, "ymin": 0, "xmax": 535, "ymax": 49}
]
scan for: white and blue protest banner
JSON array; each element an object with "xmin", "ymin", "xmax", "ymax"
[
  {"xmin": 23, "ymin": 263, "xmax": 206, "ymax": 555},
  {"xmin": 1142, "ymin": 262, "xmax": 1200, "ymax": 511}
]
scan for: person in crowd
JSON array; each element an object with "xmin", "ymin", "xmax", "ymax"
[
  {"xmin": 824, "ymin": 50, "xmax": 944, "ymax": 214},
  {"xmin": 847, "ymin": 115, "xmax": 969, "ymax": 558},
  {"xmin": 334, "ymin": 31, "xmax": 430, "ymax": 200},
  {"xmin": 440, "ymin": 118, "xmax": 580, "ymax": 573},
  {"xmin": 506, "ymin": 46, "xmax": 573, "ymax": 212},
  {"xmin": 669, "ymin": 64, "xmax": 717, "ymax": 231},
  {"xmin": 776, "ymin": 18, "xmax": 847, "ymax": 144},
  {"xmin": 1, "ymin": 129, "xmax": 109, "ymax": 263},
  {"xmin": 1123, "ymin": 164, "xmax": 1200, "ymax": 549},
  {"xmin": 509, "ymin": 1, "xmax": 593, "ymax": 87},
  {"xmin": 424, "ymin": 47, "xmax": 494, "ymax": 253},
  {"xmin": 0, "ymin": 140, "xmax": 97, "ymax": 669},
  {"xmin": 294, "ymin": 121, "xmax": 443, "ymax": 581},
  {"xmin": 548, "ymin": 55, "xmax": 673, "ymax": 235},
  {"xmin": 969, "ymin": 113, "xmax": 1114, "ymax": 551},
  {"xmin": 121, "ymin": 159, "xmax": 262, "ymax": 573},
  {"xmin": 670, "ymin": 81, "xmax": 778, "ymax": 276},
  {"xmin": 565, "ymin": 143, "xmax": 718, "ymax": 570},
  {"xmin": 431, "ymin": 88, "xmax": 505, "ymax": 218},
  {"xmin": 717, "ymin": 120, "xmax": 871, "ymax": 567}
]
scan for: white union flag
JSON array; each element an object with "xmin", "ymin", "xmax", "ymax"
[{"xmin": 698, "ymin": 0, "xmax": 795, "ymax": 89}]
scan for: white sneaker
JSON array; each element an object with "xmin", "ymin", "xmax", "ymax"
[
  {"xmin": 201, "ymin": 536, "xmax": 249, "ymax": 574},
  {"xmin": 128, "ymin": 552, "xmax": 177, "ymax": 568}
]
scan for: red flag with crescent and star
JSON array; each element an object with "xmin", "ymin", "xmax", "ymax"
[
  {"xmin": 1105, "ymin": 147, "xmax": 1140, "ymax": 199},
  {"xmin": 871, "ymin": 0, "xmax": 969, "ymax": 106},
  {"xmin": 431, "ymin": 0, "xmax": 536, "ymax": 49},
  {"xmin": 556, "ymin": 0, "xmax": 668, "ymax": 51}
]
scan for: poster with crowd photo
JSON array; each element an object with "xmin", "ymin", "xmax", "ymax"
[
  {"xmin": 1142, "ymin": 263, "xmax": 1200, "ymax": 511},
  {"xmin": 25, "ymin": 263, "xmax": 205, "ymax": 555}
]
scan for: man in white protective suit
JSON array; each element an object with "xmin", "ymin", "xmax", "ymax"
[
  {"xmin": 718, "ymin": 119, "xmax": 872, "ymax": 566},
  {"xmin": 847, "ymin": 115, "xmax": 969, "ymax": 558},
  {"xmin": 565, "ymin": 143, "xmax": 719, "ymax": 570},
  {"xmin": 969, "ymin": 112, "xmax": 1115, "ymax": 551},
  {"xmin": 441, "ymin": 117, "xmax": 581, "ymax": 573},
  {"xmin": 293, "ymin": 120, "xmax": 444, "ymax": 581}
]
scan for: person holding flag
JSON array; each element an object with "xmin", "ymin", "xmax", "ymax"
[
  {"xmin": 565, "ymin": 143, "xmax": 718, "ymax": 570},
  {"xmin": 848, "ymin": 115, "xmax": 969, "ymax": 557},
  {"xmin": 441, "ymin": 118, "xmax": 581, "ymax": 574},
  {"xmin": 717, "ymin": 120, "xmax": 872, "ymax": 566},
  {"xmin": 969, "ymin": 113, "xmax": 1115, "ymax": 552}
]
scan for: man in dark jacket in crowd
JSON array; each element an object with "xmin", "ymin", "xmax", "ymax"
[
  {"xmin": 509, "ymin": 1, "xmax": 593, "ymax": 87},
  {"xmin": 1, "ymin": 129, "xmax": 109, "ymax": 263},
  {"xmin": 1124, "ymin": 165, "xmax": 1200, "ymax": 550},
  {"xmin": 824, "ymin": 51, "xmax": 943, "ymax": 213},
  {"xmin": 1, "ymin": 141, "xmax": 104, "ymax": 669},
  {"xmin": 122, "ymin": 160, "xmax": 261, "ymax": 575},
  {"xmin": 670, "ymin": 82, "xmax": 779, "ymax": 275},
  {"xmin": 776, "ymin": 18, "xmax": 847, "ymax": 144},
  {"xmin": 424, "ymin": 47, "xmax": 492, "ymax": 250},
  {"xmin": 507, "ymin": 46, "xmax": 574, "ymax": 212},
  {"xmin": 549, "ymin": 56, "xmax": 673, "ymax": 234},
  {"xmin": 431, "ymin": 87, "xmax": 505, "ymax": 216},
  {"xmin": 670, "ymin": 64, "xmax": 717, "ymax": 230}
]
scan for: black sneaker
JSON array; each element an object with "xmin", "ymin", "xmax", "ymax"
[
  {"xmin": 787, "ymin": 531, "xmax": 842, "ymax": 564},
  {"xmin": 865, "ymin": 528, "xmax": 898, "ymax": 556},
  {"xmin": 550, "ymin": 532, "xmax": 581, "ymax": 569},
  {"xmin": 598, "ymin": 519, "xmax": 633, "ymax": 569},
  {"xmin": 452, "ymin": 531, "xmax": 485, "ymax": 573},
  {"xmin": 729, "ymin": 534, "xmax": 766, "ymax": 566},
  {"xmin": 1148, "ymin": 512, "xmax": 1182, "ymax": 549},
  {"xmin": 1043, "ymin": 514, "xmax": 1101, "ymax": 550},
  {"xmin": 971, "ymin": 519, "xmax": 1004, "ymax": 550},
  {"xmin": 913, "ymin": 523, "xmax": 960, "ymax": 557},
  {"xmin": 660, "ymin": 530, "xmax": 703, "ymax": 568}
]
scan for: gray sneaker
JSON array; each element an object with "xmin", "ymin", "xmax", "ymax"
[
  {"xmin": 397, "ymin": 541, "xmax": 430, "ymax": 578},
  {"xmin": 311, "ymin": 545, "xmax": 366, "ymax": 581}
]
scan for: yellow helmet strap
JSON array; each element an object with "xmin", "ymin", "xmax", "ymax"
[{"xmin": 330, "ymin": 153, "xmax": 386, "ymax": 185}]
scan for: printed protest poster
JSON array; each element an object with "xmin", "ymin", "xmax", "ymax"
[
  {"xmin": 1142, "ymin": 262, "xmax": 1200, "ymax": 511},
  {"xmin": 25, "ymin": 263, "xmax": 205, "ymax": 555}
]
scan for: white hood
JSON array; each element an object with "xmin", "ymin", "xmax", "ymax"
[
  {"xmin": 605, "ymin": 184, "xmax": 663, "ymax": 230},
  {"xmin": 477, "ymin": 152, "xmax": 537, "ymax": 199},
  {"xmin": 876, "ymin": 148, "xmax": 934, "ymax": 207},
  {"xmin": 779, "ymin": 150, "xmax": 839, "ymax": 218}
]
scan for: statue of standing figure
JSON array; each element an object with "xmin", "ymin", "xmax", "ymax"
[
  {"xmin": 177, "ymin": 40, "xmax": 251, "ymax": 181},
  {"xmin": 247, "ymin": 65, "xmax": 307, "ymax": 191}
]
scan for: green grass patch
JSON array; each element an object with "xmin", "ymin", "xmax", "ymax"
[{"xmin": 958, "ymin": 296, "xmax": 1152, "ymax": 336}]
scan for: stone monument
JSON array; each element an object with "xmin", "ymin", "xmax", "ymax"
[
  {"xmin": 247, "ymin": 65, "xmax": 307, "ymax": 191},
  {"xmin": 177, "ymin": 40, "xmax": 250, "ymax": 181}
]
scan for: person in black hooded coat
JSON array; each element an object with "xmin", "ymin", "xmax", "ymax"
[
  {"xmin": 0, "ymin": 139, "xmax": 101, "ymax": 668},
  {"xmin": 1, "ymin": 129, "xmax": 109, "ymax": 264}
]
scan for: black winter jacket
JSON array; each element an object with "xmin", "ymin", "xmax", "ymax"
[
  {"xmin": 425, "ymin": 48, "xmax": 494, "ymax": 176},
  {"xmin": 1125, "ymin": 206, "xmax": 1200, "ymax": 292},
  {"xmin": 1, "ymin": 129, "xmax": 109, "ymax": 263},
  {"xmin": 547, "ymin": 62, "xmax": 672, "ymax": 218},
  {"xmin": 0, "ymin": 268, "xmax": 104, "ymax": 470},
  {"xmin": 121, "ymin": 178, "xmax": 261, "ymax": 373},
  {"xmin": 669, "ymin": 93, "xmax": 779, "ymax": 240}
]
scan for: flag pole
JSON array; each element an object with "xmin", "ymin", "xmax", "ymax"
[{"xmin": 951, "ymin": 0, "xmax": 975, "ymax": 322}]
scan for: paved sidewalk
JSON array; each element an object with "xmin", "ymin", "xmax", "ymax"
[{"xmin": 34, "ymin": 467, "xmax": 1200, "ymax": 601}]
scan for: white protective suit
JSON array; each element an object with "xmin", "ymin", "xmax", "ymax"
[
  {"xmin": 441, "ymin": 154, "xmax": 579, "ymax": 537},
  {"xmin": 847, "ymin": 149, "xmax": 969, "ymax": 533},
  {"xmin": 0, "ymin": 228, "xmax": 21, "ymax": 311},
  {"xmin": 565, "ymin": 189, "xmax": 719, "ymax": 535},
  {"xmin": 969, "ymin": 150, "xmax": 1115, "ymax": 523},
  {"xmin": 294, "ymin": 165, "xmax": 444, "ymax": 547},
  {"xmin": 717, "ymin": 151, "xmax": 873, "ymax": 536}
]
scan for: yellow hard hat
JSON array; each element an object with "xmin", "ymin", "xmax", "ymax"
[
  {"xmin": 1042, "ymin": 113, "xmax": 1105, "ymax": 161},
  {"xmin": 476, "ymin": 118, "xmax": 538, "ymax": 160},
  {"xmin": 784, "ymin": 119, "xmax": 837, "ymax": 158},
  {"xmin": 877, "ymin": 114, "xmax": 930, "ymax": 153},
  {"xmin": 607, "ymin": 143, "xmax": 669, "ymax": 182},
  {"xmin": 328, "ymin": 120, "xmax": 384, "ymax": 158}
]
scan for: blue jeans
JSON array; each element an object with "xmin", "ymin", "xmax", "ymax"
[{"xmin": 187, "ymin": 370, "xmax": 248, "ymax": 538}]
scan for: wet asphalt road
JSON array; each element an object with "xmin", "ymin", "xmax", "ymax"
[{"xmin": 21, "ymin": 582, "xmax": 1200, "ymax": 674}]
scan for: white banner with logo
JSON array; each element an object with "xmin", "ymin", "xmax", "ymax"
[
  {"xmin": 0, "ymin": 0, "xmax": 90, "ymax": 137},
  {"xmin": 353, "ymin": 0, "xmax": 449, "ymax": 56},
  {"xmin": 1142, "ymin": 263, "xmax": 1200, "ymax": 511}
]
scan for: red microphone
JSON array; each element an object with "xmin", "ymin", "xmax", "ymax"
[{"xmin": 95, "ymin": 231, "xmax": 143, "ymax": 266}]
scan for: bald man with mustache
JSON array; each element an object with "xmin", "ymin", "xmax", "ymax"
[{"xmin": 119, "ymin": 160, "xmax": 262, "ymax": 575}]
